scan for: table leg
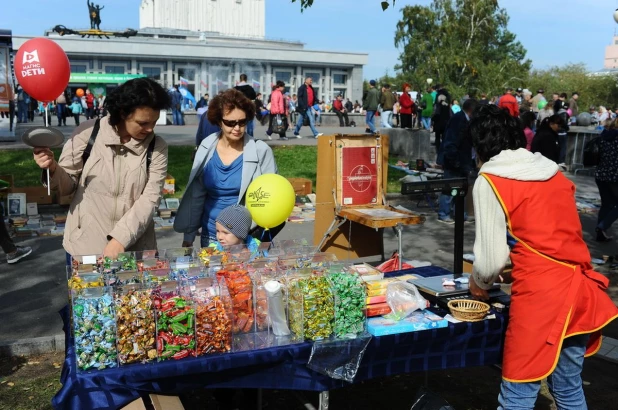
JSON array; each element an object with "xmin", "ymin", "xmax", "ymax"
[
  {"xmin": 319, "ymin": 391, "xmax": 330, "ymax": 410},
  {"xmin": 396, "ymin": 223, "xmax": 403, "ymax": 270},
  {"xmin": 257, "ymin": 388, "xmax": 262, "ymax": 410}
]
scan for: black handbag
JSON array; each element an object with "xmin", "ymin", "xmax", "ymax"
[{"xmin": 273, "ymin": 114, "xmax": 287, "ymax": 134}]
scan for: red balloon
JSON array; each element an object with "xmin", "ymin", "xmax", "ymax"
[{"xmin": 15, "ymin": 38, "xmax": 70, "ymax": 102}]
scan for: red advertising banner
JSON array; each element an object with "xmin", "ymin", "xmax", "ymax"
[
  {"xmin": 341, "ymin": 146, "xmax": 378, "ymax": 206},
  {"xmin": 0, "ymin": 46, "xmax": 13, "ymax": 111}
]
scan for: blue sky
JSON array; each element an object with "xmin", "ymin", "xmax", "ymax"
[{"xmin": 3, "ymin": 0, "xmax": 618, "ymax": 80}]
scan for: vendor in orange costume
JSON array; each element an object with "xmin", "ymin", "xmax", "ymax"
[{"xmin": 468, "ymin": 104, "xmax": 618, "ymax": 410}]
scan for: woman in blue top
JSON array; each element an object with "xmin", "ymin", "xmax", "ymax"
[{"xmin": 174, "ymin": 89, "xmax": 278, "ymax": 247}]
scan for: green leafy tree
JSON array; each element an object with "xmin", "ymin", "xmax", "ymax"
[
  {"xmin": 527, "ymin": 64, "xmax": 618, "ymax": 112},
  {"xmin": 394, "ymin": 0, "xmax": 530, "ymax": 98},
  {"xmin": 292, "ymin": 0, "xmax": 396, "ymax": 11}
]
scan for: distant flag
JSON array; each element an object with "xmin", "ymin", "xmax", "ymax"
[
  {"xmin": 200, "ymin": 79, "xmax": 208, "ymax": 88},
  {"xmin": 178, "ymin": 85, "xmax": 197, "ymax": 108},
  {"xmin": 179, "ymin": 76, "xmax": 189, "ymax": 86},
  {"xmin": 252, "ymin": 79, "xmax": 261, "ymax": 89}
]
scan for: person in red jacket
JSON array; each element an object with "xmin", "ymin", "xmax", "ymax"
[
  {"xmin": 85, "ymin": 89, "xmax": 95, "ymax": 120},
  {"xmin": 332, "ymin": 94, "xmax": 350, "ymax": 127},
  {"xmin": 266, "ymin": 81, "xmax": 289, "ymax": 140},
  {"xmin": 469, "ymin": 104, "xmax": 617, "ymax": 409},
  {"xmin": 399, "ymin": 83, "xmax": 413, "ymax": 129},
  {"xmin": 497, "ymin": 87, "xmax": 519, "ymax": 118}
]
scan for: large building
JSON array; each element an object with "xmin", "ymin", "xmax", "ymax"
[
  {"xmin": 140, "ymin": 0, "xmax": 265, "ymax": 38},
  {"xmin": 12, "ymin": 0, "xmax": 367, "ymax": 102},
  {"xmin": 604, "ymin": 36, "xmax": 618, "ymax": 69}
]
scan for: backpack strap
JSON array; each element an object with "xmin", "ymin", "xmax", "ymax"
[
  {"xmin": 146, "ymin": 135, "xmax": 156, "ymax": 172},
  {"xmin": 82, "ymin": 119, "xmax": 100, "ymax": 166}
]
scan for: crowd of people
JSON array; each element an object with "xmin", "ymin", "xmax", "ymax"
[
  {"xmin": 1, "ymin": 73, "xmax": 616, "ymax": 410},
  {"xmin": 0, "ymin": 85, "xmax": 107, "ymax": 129}
]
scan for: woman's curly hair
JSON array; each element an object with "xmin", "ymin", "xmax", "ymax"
[
  {"xmin": 207, "ymin": 89, "xmax": 256, "ymax": 125},
  {"xmin": 104, "ymin": 78, "xmax": 171, "ymax": 126},
  {"xmin": 468, "ymin": 104, "xmax": 527, "ymax": 163}
]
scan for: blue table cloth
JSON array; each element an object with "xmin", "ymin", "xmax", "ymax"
[{"xmin": 53, "ymin": 267, "xmax": 507, "ymax": 410}]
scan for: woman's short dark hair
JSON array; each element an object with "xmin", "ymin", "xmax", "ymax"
[
  {"xmin": 275, "ymin": 80, "xmax": 285, "ymax": 88},
  {"xmin": 469, "ymin": 104, "xmax": 527, "ymax": 163},
  {"xmin": 207, "ymin": 88, "xmax": 255, "ymax": 125},
  {"xmin": 105, "ymin": 78, "xmax": 171, "ymax": 126}
]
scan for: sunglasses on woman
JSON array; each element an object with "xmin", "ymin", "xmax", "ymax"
[{"xmin": 221, "ymin": 118, "xmax": 248, "ymax": 128}]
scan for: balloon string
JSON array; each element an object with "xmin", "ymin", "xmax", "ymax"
[{"xmin": 45, "ymin": 104, "xmax": 50, "ymax": 196}]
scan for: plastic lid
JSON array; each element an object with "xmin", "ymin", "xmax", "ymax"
[{"xmin": 264, "ymin": 280, "xmax": 282, "ymax": 297}]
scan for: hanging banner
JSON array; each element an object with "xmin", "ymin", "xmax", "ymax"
[
  {"xmin": 69, "ymin": 73, "xmax": 146, "ymax": 83},
  {"xmin": 0, "ymin": 46, "xmax": 13, "ymax": 111}
]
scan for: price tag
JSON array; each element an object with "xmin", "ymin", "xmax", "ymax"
[{"xmin": 83, "ymin": 255, "xmax": 97, "ymax": 265}]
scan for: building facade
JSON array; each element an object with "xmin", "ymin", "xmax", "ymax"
[
  {"xmin": 604, "ymin": 36, "xmax": 618, "ymax": 69},
  {"xmin": 13, "ymin": 28, "xmax": 366, "ymax": 103},
  {"xmin": 140, "ymin": 0, "xmax": 265, "ymax": 39},
  {"xmin": 11, "ymin": 0, "xmax": 367, "ymax": 102}
]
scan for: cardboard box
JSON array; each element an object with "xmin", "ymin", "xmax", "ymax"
[
  {"xmin": 287, "ymin": 178, "xmax": 312, "ymax": 195},
  {"xmin": 10, "ymin": 186, "xmax": 53, "ymax": 205},
  {"xmin": 162, "ymin": 174, "xmax": 175, "ymax": 195},
  {"xmin": 121, "ymin": 395, "xmax": 185, "ymax": 410}
]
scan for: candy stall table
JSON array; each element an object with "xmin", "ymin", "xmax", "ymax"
[{"xmin": 53, "ymin": 267, "xmax": 507, "ymax": 410}]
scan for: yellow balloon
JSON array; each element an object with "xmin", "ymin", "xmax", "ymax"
[{"xmin": 245, "ymin": 174, "xmax": 296, "ymax": 229}]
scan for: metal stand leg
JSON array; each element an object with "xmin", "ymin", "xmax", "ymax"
[
  {"xmin": 319, "ymin": 391, "xmax": 329, "ymax": 410},
  {"xmin": 316, "ymin": 217, "xmax": 347, "ymax": 251},
  {"xmin": 453, "ymin": 194, "xmax": 465, "ymax": 278},
  {"xmin": 396, "ymin": 223, "xmax": 403, "ymax": 270}
]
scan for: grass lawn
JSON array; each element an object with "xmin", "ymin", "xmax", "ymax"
[{"xmin": 0, "ymin": 146, "xmax": 409, "ymax": 197}]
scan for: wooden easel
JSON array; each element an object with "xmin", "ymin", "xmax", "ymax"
[{"xmin": 313, "ymin": 134, "xmax": 425, "ymax": 265}]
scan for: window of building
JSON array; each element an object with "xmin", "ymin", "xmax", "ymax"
[
  {"xmin": 178, "ymin": 68, "xmax": 196, "ymax": 82},
  {"xmin": 105, "ymin": 65, "xmax": 125, "ymax": 74},
  {"xmin": 333, "ymin": 73, "xmax": 348, "ymax": 85},
  {"xmin": 274, "ymin": 70, "xmax": 292, "ymax": 84},
  {"xmin": 142, "ymin": 67, "xmax": 161, "ymax": 80},
  {"xmin": 211, "ymin": 67, "xmax": 230, "ymax": 95},
  {"xmin": 70, "ymin": 64, "xmax": 87, "ymax": 73},
  {"xmin": 334, "ymin": 88, "xmax": 347, "ymax": 98},
  {"xmin": 304, "ymin": 71, "xmax": 321, "ymax": 83}
]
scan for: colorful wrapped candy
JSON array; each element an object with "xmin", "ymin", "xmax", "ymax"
[
  {"xmin": 185, "ymin": 278, "xmax": 232, "ymax": 355},
  {"xmin": 114, "ymin": 285, "xmax": 157, "ymax": 365},
  {"xmin": 102, "ymin": 252, "xmax": 137, "ymax": 273},
  {"xmin": 217, "ymin": 264, "xmax": 256, "ymax": 334},
  {"xmin": 72, "ymin": 287, "xmax": 118, "ymax": 371},
  {"xmin": 153, "ymin": 284, "xmax": 196, "ymax": 361},
  {"xmin": 139, "ymin": 258, "xmax": 171, "ymax": 283},
  {"xmin": 289, "ymin": 274, "xmax": 335, "ymax": 341},
  {"xmin": 327, "ymin": 267, "xmax": 366, "ymax": 338}
]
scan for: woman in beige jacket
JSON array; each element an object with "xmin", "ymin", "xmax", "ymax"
[{"xmin": 33, "ymin": 78, "xmax": 171, "ymax": 259}]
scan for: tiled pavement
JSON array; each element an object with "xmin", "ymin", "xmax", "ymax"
[{"xmin": 597, "ymin": 336, "xmax": 618, "ymax": 363}]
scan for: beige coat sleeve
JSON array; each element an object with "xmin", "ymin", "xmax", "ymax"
[
  {"xmin": 46, "ymin": 125, "xmax": 93, "ymax": 197},
  {"xmin": 108, "ymin": 136, "xmax": 168, "ymax": 249}
]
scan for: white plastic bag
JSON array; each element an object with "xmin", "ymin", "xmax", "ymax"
[{"xmin": 385, "ymin": 281, "xmax": 428, "ymax": 321}]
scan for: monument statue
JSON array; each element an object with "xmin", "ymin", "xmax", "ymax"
[
  {"xmin": 87, "ymin": 0, "xmax": 104, "ymax": 30},
  {"xmin": 52, "ymin": 0, "xmax": 137, "ymax": 39}
]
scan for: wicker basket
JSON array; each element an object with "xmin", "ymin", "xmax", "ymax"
[{"xmin": 447, "ymin": 299, "xmax": 490, "ymax": 322}]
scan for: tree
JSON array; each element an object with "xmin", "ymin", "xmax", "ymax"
[
  {"xmin": 527, "ymin": 64, "xmax": 618, "ymax": 111},
  {"xmin": 292, "ymin": 0, "xmax": 396, "ymax": 11},
  {"xmin": 394, "ymin": 0, "xmax": 530, "ymax": 98}
]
